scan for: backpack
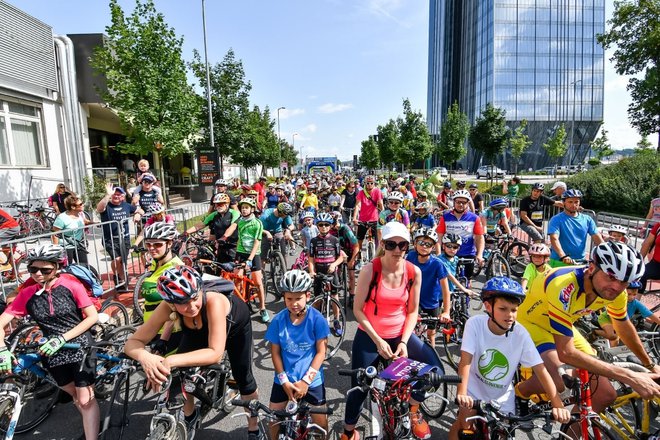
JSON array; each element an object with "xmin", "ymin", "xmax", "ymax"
[
  {"xmin": 366, "ymin": 257, "xmax": 416, "ymax": 315},
  {"xmin": 62, "ymin": 264, "xmax": 104, "ymax": 298}
]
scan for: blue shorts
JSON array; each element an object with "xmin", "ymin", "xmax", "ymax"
[{"xmin": 269, "ymin": 382, "xmax": 326, "ymax": 406}]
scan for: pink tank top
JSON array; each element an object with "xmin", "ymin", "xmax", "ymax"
[{"xmin": 359, "ymin": 266, "xmax": 410, "ymax": 339}]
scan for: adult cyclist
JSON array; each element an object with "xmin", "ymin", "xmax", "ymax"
[
  {"xmin": 516, "ymin": 241, "xmax": 660, "ymax": 415},
  {"xmin": 259, "ymin": 202, "xmax": 295, "ymax": 262}
]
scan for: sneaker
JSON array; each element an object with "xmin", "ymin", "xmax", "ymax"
[
  {"xmin": 340, "ymin": 431, "xmax": 360, "ymax": 440},
  {"xmin": 333, "ymin": 319, "xmax": 344, "ymax": 337},
  {"xmin": 184, "ymin": 408, "xmax": 200, "ymax": 440},
  {"xmin": 411, "ymin": 410, "xmax": 431, "ymax": 439},
  {"xmin": 259, "ymin": 309, "xmax": 271, "ymax": 323}
]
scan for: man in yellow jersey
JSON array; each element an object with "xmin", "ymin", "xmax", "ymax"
[{"xmin": 516, "ymin": 241, "xmax": 660, "ymax": 413}]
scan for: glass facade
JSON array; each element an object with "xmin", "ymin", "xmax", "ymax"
[{"xmin": 427, "ymin": 0, "xmax": 605, "ymax": 170}]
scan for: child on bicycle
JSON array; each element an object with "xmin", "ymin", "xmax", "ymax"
[
  {"xmin": 606, "ymin": 224, "xmax": 628, "ymax": 243},
  {"xmin": 407, "ymin": 227, "xmax": 451, "ymax": 346},
  {"xmin": 449, "ymin": 277, "xmax": 570, "ymax": 440},
  {"xmin": 265, "ymin": 270, "xmax": 330, "ymax": 439},
  {"xmin": 410, "ymin": 201, "xmax": 436, "ymax": 231},
  {"xmin": 438, "ymin": 233, "xmax": 476, "ymax": 298},
  {"xmin": 480, "ymin": 198, "xmax": 512, "ymax": 238},
  {"xmin": 308, "ymin": 212, "xmax": 344, "ymax": 336},
  {"xmin": 300, "ymin": 211, "xmax": 319, "ymax": 251},
  {"xmin": 520, "ymin": 243, "xmax": 551, "ymax": 291}
]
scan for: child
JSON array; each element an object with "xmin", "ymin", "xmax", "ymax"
[
  {"xmin": 327, "ymin": 186, "xmax": 342, "ymax": 213},
  {"xmin": 300, "ymin": 211, "xmax": 319, "ymax": 250},
  {"xmin": 520, "ymin": 243, "xmax": 551, "ymax": 291},
  {"xmin": 134, "ymin": 159, "xmax": 163, "ymax": 197},
  {"xmin": 607, "ymin": 224, "xmax": 628, "ymax": 243},
  {"xmin": 407, "ymin": 227, "xmax": 451, "ymax": 346},
  {"xmin": 437, "ymin": 233, "xmax": 475, "ymax": 298},
  {"xmin": 235, "ymin": 197, "xmax": 269, "ymax": 323},
  {"xmin": 410, "ymin": 202, "xmax": 436, "ymax": 231},
  {"xmin": 265, "ymin": 269, "xmax": 330, "ymax": 440},
  {"xmin": 595, "ymin": 281, "xmax": 660, "ymax": 347},
  {"xmin": 308, "ymin": 212, "xmax": 344, "ymax": 336},
  {"xmin": 449, "ymin": 277, "xmax": 570, "ymax": 439},
  {"xmin": 480, "ymin": 198, "xmax": 512, "ymax": 238}
]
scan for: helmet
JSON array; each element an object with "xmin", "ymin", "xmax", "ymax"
[
  {"xmin": 415, "ymin": 201, "xmax": 431, "ymax": 212},
  {"xmin": 157, "ymin": 265, "xmax": 202, "ymax": 304},
  {"xmin": 330, "ymin": 211, "xmax": 342, "ymax": 223},
  {"xmin": 276, "ymin": 185, "xmax": 285, "ymax": 191},
  {"xmin": 417, "ymin": 190, "xmax": 428, "ymax": 198},
  {"xmin": 591, "ymin": 241, "xmax": 645, "ymax": 283},
  {"xmin": 247, "ymin": 189, "xmax": 258, "ymax": 197},
  {"xmin": 529, "ymin": 243, "xmax": 551, "ymax": 256},
  {"xmin": 213, "ymin": 193, "xmax": 231, "ymax": 204},
  {"xmin": 364, "ymin": 175, "xmax": 376, "ymax": 183},
  {"xmin": 214, "ymin": 179, "xmax": 227, "ymax": 186},
  {"xmin": 457, "ymin": 180, "xmax": 466, "ymax": 187},
  {"xmin": 489, "ymin": 197, "xmax": 508, "ymax": 209},
  {"xmin": 316, "ymin": 212, "xmax": 334, "ymax": 225},
  {"xmin": 607, "ymin": 224, "xmax": 627, "ymax": 235},
  {"xmin": 453, "ymin": 190, "xmax": 471, "ymax": 201},
  {"xmin": 240, "ymin": 184, "xmax": 252, "ymax": 192},
  {"xmin": 443, "ymin": 181, "xmax": 452, "ymax": 189},
  {"xmin": 442, "ymin": 233, "xmax": 463, "ymax": 246},
  {"xmin": 469, "ymin": 183, "xmax": 478, "ymax": 189},
  {"xmin": 301, "ymin": 211, "xmax": 315, "ymax": 220},
  {"xmin": 279, "ymin": 270, "xmax": 313, "ymax": 293},
  {"xmin": 27, "ymin": 244, "xmax": 66, "ymax": 265},
  {"xmin": 238, "ymin": 197, "xmax": 256, "ymax": 208},
  {"xmin": 533, "ymin": 183, "xmax": 545, "ymax": 191},
  {"xmin": 143, "ymin": 222, "xmax": 178, "ymax": 241},
  {"xmin": 147, "ymin": 203, "xmax": 165, "ymax": 214},
  {"xmin": 481, "ymin": 277, "xmax": 526, "ymax": 304},
  {"xmin": 277, "ymin": 202, "xmax": 293, "ymax": 216},
  {"xmin": 412, "ymin": 227, "xmax": 439, "ymax": 243},
  {"xmin": 268, "ymin": 183, "xmax": 275, "ymax": 188},
  {"xmin": 628, "ymin": 281, "xmax": 642, "ymax": 289},
  {"xmin": 562, "ymin": 189, "xmax": 583, "ymax": 199},
  {"xmin": 387, "ymin": 191, "xmax": 404, "ymax": 202}
]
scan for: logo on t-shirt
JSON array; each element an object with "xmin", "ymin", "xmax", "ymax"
[
  {"xmin": 478, "ymin": 349, "xmax": 509, "ymax": 382},
  {"xmin": 559, "ymin": 283, "xmax": 575, "ymax": 311}
]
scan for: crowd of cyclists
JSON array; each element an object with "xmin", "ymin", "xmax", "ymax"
[{"xmin": 0, "ymin": 166, "xmax": 659, "ymax": 440}]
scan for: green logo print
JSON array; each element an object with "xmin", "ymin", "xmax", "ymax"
[{"xmin": 478, "ymin": 349, "xmax": 509, "ymax": 382}]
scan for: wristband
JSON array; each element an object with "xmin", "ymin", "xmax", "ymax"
[
  {"xmin": 644, "ymin": 362, "xmax": 656, "ymax": 371},
  {"xmin": 559, "ymin": 255, "xmax": 568, "ymax": 261},
  {"xmin": 302, "ymin": 367, "xmax": 318, "ymax": 385},
  {"xmin": 399, "ymin": 340, "xmax": 408, "ymax": 346},
  {"xmin": 277, "ymin": 372, "xmax": 290, "ymax": 384}
]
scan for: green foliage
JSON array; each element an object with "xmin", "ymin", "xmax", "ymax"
[
  {"xmin": 190, "ymin": 48, "xmax": 252, "ymax": 166},
  {"xmin": 637, "ymin": 136, "xmax": 653, "ymax": 151},
  {"xmin": 565, "ymin": 153, "xmax": 660, "ymax": 216},
  {"xmin": 438, "ymin": 101, "xmax": 469, "ymax": 167},
  {"xmin": 360, "ymin": 136, "xmax": 379, "ymax": 170},
  {"xmin": 237, "ymin": 105, "xmax": 279, "ymax": 171},
  {"xmin": 376, "ymin": 120, "xmax": 399, "ymax": 169},
  {"xmin": 397, "ymin": 99, "xmax": 433, "ymax": 169},
  {"xmin": 469, "ymin": 104, "xmax": 508, "ymax": 166},
  {"xmin": 588, "ymin": 129, "xmax": 615, "ymax": 167},
  {"xmin": 280, "ymin": 140, "xmax": 298, "ymax": 169},
  {"xmin": 82, "ymin": 175, "xmax": 107, "ymax": 215},
  {"xmin": 508, "ymin": 119, "xmax": 532, "ymax": 174},
  {"xmin": 597, "ymin": 0, "xmax": 660, "ymax": 150},
  {"xmin": 543, "ymin": 124, "xmax": 568, "ymax": 173},
  {"xmin": 92, "ymin": 0, "xmax": 201, "ymax": 157}
]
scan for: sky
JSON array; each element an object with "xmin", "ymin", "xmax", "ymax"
[{"xmin": 5, "ymin": 0, "xmax": 644, "ymax": 160}]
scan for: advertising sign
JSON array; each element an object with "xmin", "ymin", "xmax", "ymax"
[{"xmin": 198, "ymin": 148, "xmax": 218, "ymax": 185}]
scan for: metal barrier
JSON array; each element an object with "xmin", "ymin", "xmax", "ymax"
[{"xmin": 596, "ymin": 212, "xmax": 659, "ymax": 250}]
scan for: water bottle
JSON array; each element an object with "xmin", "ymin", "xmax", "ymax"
[{"xmin": 483, "ymin": 248, "xmax": 491, "ymax": 260}]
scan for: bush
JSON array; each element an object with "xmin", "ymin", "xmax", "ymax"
[{"xmin": 565, "ymin": 152, "xmax": 660, "ymax": 217}]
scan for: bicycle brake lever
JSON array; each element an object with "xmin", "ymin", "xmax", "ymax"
[{"xmin": 305, "ymin": 423, "xmax": 327, "ymax": 436}]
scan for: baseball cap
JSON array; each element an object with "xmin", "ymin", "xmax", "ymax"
[
  {"xmin": 141, "ymin": 173, "xmax": 156, "ymax": 183},
  {"xmin": 113, "ymin": 186, "xmax": 126, "ymax": 194},
  {"xmin": 381, "ymin": 222, "xmax": 411, "ymax": 243},
  {"xmin": 551, "ymin": 181, "xmax": 567, "ymax": 190}
]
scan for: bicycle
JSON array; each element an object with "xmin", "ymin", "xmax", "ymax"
[
  {"xmin": 499, "ymin": 229, "xmax": 531, "ymax": 278},
  {"xmin": 291, "ymin": 247, "xmax": 309, "ymax": 272},
  {"xmin": 311, "ymin": 273, "xmax": 346, "ymax": 360},
  {"xmin": 480, "ymin": 235, "xmax": 512, "ymax": 278},
  {"xmin": 231, "ymin": 399, "xmax": 332, "ymax": 440},
  {"xmin": 193, "ymin": 260, "xmax": 260, "ymax": 313},
  {"xmin": 339, "ymin": 357, "xmax": 460, "ymax": 440},
  {"xmin": 264, "ymin": 234, "xmax": 288, "ymax": 300},
  {"xmin": 456, "ymin": 257, "xmax": 482, "ymax": 311},
  {"xmin": 357, "ymin": 221, "xmax": 377, "ymax": 266}
]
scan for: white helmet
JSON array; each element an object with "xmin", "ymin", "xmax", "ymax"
[
  {"xmin": 591, "ymin": 241, "xmax": 645, "ymax": 283},
  {"xmin": 387, "ymin": 191, "xmax": 404, "ymax": 202},
  {"xmin": 302, "ymin": 211, "xmax": 315, "ymax": 220},
  {"xmin": 279, "ymin": 270, "xmax": 313, "ymax": 293},
  {"xmin": 27, "ymin": 244, "xmax": 66, "ymax": 265},
  {"xmin": 144, "ymin": 222, "xmax": 178, "ymax": 241},
  {"xmin": 452, "ymin": 189, "xmax": 471, "ymax": 201},
  {"xmin": 412, "ymin": 227, "xmax": 439, "ymax": 243},
  {"xmin": 607, "ymin": 224, "xmax": 627, "ymax": 235}
]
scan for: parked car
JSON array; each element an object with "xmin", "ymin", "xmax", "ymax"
[
  {"xmin": 476, "ymin": 165, "xmax": 506, "ymax": 179},
  {"xmin": 431, "ymin": 166, "xmax": 448, "ymax": 177}
]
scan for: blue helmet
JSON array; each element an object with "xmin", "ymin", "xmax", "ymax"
[
  {"xmin": 481, "ymin": 276, "xmax": 526, "ymax": 304},
  {"xmin": 562, "ymin": 189, "xmax": 583, "ymax": 199},
  {"xmin": 628, "ymin": 281, "xmax": 642, "ymax": 289},
  {"xmin": 489, "ymin": 198, "xmax": 508, "ymax": 209},
  {"xmin": 315, "ymin": 212, "xmax": 334, "ymax": 225}
]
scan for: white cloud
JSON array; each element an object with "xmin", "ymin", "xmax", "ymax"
[
  {"xmin": 304, "ymin": 124, "xmax": 317, "ymax": 133},
  {"xmin": 361, "ymin": 0, "xmax": 407, "ymax": 25},
  {"xmin": 278, "ymin": 108, "xmax": 305, "ymax": 119},
  {"xmin": 317, "ymin": 103, "xmax": 354, "ymax": 114}
]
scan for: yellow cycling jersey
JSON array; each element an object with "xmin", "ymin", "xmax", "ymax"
[
  {"xmin": 518, "ymin": 266, "xmax": 627, "ymax": 352},
  {"xmin": 301, "ymin": 193, "xmax": 319, "ymax": 209}
]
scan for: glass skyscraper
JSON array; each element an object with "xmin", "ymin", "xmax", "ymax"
[{"xmin": 427, "ymin": 0, "xmax": 605, "ymax": 171}]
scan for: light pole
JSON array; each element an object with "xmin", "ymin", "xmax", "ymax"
[
  {"xmin": 292, "ymin": 133, "xmax": 299, "ymax": 169},
  {"xmin": 570, "ymin": 79, "xmax": 582, "ymax": 166},
  {"xmin": 201, "ymin": 0, "xmax": 219, "ymax": 178},
  {"xmin": 277, "ymin": 107, "xmax": 285, "ymax": 176}
]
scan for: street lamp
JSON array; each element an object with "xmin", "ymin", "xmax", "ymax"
[
  {"xmin": 570, "ymin": 79, "xmax": 583, "ymax": 166},
  {"xmin": 201, "ymin": 0, "xmax": 220, "ymax": 178},
  {"xmin": 277, "ymin": 107, "xmax": 285, "ymax": 176},
  {"xmin": 292, "ymin": 133, "xmax": 299, "ymax": 168}
]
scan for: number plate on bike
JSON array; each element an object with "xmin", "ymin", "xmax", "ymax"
[{"xmin": 372, "ymin": 378, "xmax": 386, "ymax": 391}]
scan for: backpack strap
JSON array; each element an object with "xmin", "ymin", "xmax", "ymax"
[{"xmin": 366, "ymin": 258, "xmax": 416, "ymax": 316}]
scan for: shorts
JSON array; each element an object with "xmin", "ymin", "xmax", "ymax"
[
  {"xmin": 103, "ymin": 236, "xmax": 130, "ymax": 262},
  {"xmin": 48, "ymin": 359, "xmax": 96, "ymax": 387},
  {"xmin": 270, "ymin": 382, "xmax": 326, "ymax": 406},
  {"xmin": 421, "ymin": 306, "xmax": 441, "ymax": 317},
  {"xmin": 356, "ymin": 222, "xmax": 377, "ymax": 241},
  {"xmin": 235, "ymin": 252, "xmax": 262, "ymax": 271},
  {"xmin": 522, "ymin": 321, "xmax": 596, "ymax": 356}
]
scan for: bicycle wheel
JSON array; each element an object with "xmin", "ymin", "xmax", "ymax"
[
  {"xmin": 310, "ymin": 295, "xmax": 346, "ymax": 359},
  {"xmin": 132, "ymin": 272, "xmax": 149, "ymax": 324},
  {"xmin": 420, "ymin": 361, "xmax": 449, "ymax": 417},
  {"xmin": 487, "ymin": 254, "xmax": 511, "ymax": 278},
  {"xmin": 561, "ymin": 418, "xmax": 619, "ymax": 440},
  {"xmin": 505, "ymin": 241, "xmax": 530, "ymax": 278},
  {"xmin": 146, "ymin": 419, "xmax": 186, "ymax": 440},
  {"xmin": 646, "ymin": 322, "xmax": 659, "ymax": 361},
  {"xmin": 100, "ymin": 372, "xmax": 131, "ymax": 440},
  {"xmin": 599, "ymin": 380, "xmax": 641, "ymax": 439},
  {"xmin": 100, "ymin": 300, "xmax": 130, "ymax": 329},
  {"xmin": 441, "ymin": 316, "xmax": 466, "ymax": 371},
  {"xmin": 269, "ymin": 251, "xmax": 287, "ymax": 300}
]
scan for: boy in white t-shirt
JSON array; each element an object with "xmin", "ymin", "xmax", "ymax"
[{"xmin": 449, "ymin": 276, "xmax": 570, "ymax": 440}]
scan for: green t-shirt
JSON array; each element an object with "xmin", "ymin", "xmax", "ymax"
[
  {"xmin": 522, "ymin": 262, "xmax": 549, "ymax": 289},
  {"xmin": 507, "ymin": 184, "xmax": 519, "ymax": 200},
  {"xmin": 237, "ymin": 215, "xmax": 264, "ymax": 255},
  {"xmin": 141, "ymin": 256, "xmax": 184, "ymax": 305}
]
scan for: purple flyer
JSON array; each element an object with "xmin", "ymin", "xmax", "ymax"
[{"xmin": 378, "ymin": 357, "xmax": 435, "ymax": 380}]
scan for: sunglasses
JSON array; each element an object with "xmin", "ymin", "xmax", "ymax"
[
  {"xmin": 365, "ymin": 182, "xmax": 375, "ymax": 186},
  {"xmin": 444, "ymin": 244, "xmax": 460, "ymax": 250},
  {"xmin": 145, "ymin": 241, "xmax": 167, "ymax": 248},
  {"xmin": 28, "ymin": 266, "xmax": 56, "ymax": 275},
  {"xmin": 454, "ymin": 200, "xmax": 468, "ymax": 205},
  {"xmin": 317, "ymin": 223, "xmax": 331, "ymax": 228},
  {"xmin": 388, "ymin": 201, "xmax": 401, "ymax": 205},
  {"xmin": 383, "ymin": 240, "xmax": 410, "ymax": 251},
  {"xmin": 73, "ymin": 203, "xmax": 84, "ymax": 207},
  {"xmin": 416, "ymin": 240, "xmax": 434, "ymax": 248}
]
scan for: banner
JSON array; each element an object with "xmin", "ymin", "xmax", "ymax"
[{"xmin": 197, "ymin": 148, "xmax": 218, "ymax": 185}]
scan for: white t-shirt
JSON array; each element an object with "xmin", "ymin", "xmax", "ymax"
[{"xmin": 460, "ymin": 314, "xmax": 542, "ymax": 413}]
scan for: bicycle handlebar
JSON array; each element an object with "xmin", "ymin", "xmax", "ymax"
[
  {"xmin": 339, "ymin": 367, "xmax": 460, "ymax": 388},
  {"xmin": 231, "ymin": 399, "xmax": 333, "ymax": 417}
]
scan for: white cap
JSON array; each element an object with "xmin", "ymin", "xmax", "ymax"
[
  {"xmin": 551, "ymin": 181, "xmax": 567, "ymax": 190},
  {"xmin": 381, "ymin": 222, "xmax": 411, "ymax": 242}
]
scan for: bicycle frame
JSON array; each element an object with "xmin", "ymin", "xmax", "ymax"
[{"xmin": 0, "ymin": 382, "xmax": 24, "ymax": 440}]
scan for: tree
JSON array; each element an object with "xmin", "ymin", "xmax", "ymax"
[
  {"xmin": 92, "ymin": 0, "xmax": 200, "ymax": 158},
  {"xmin": 597, "ymin": 0, "xmax": 660, "ymax": 152},
  {"xmin": 376, "ymin": 119, "xmax": 399, "ymax": 170},
  {"xmin": 438, "ymin": 101, "xmax": 469, "ymax": 173},
  {"xmin": 508, "ymin": 119, "xmax": 532, "ymax": 174},
  {"xmin": 360, "ymin": 136, "xmax": 379, "ymax": 171},
  {"xmin": 280, "ymin": 140, "xmax": 298, "ymax": 171},
  {"xmin": 235, "ymin": 105, "xmax": 278, "ymax": 174},
  {"xmin": 637, "ymin": 136, "xmax": 653, "ymax": 151},
  {"xmin": 543, "ymin": 124, "xmax": 568, "ymax": 176},
  {"xmin": 190, "ymin": 48, "xmax": 252, "ymax": 171},
  {"xmin": 469, "ymin": 104, "xmax": 508, "ymax": 183},
  {"xmin": 588, "ymin": 129, "xmax": 615, "ymax": 167},
  {"xmin": 397, "ymin": 99, "xmax": 433, "ymax": 171}
]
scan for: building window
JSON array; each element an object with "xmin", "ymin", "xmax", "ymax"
[{"xmin": 0, "ymin": 99, "xmax": 47, "ymax": 167}]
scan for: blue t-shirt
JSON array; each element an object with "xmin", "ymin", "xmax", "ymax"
[
  {"xmin": 627, "ymin": 299, "xmax": 653, "ymax": 319},
  {"xmin": 265, "ymin": 306, "xmax": 330, "ymax": 387},
  {"xmin": 266, "ymin": 193, "xmax": 280, "ymax": 209},
  {"xmin": 99, "ymin": 202, "xmax": 136, "ymax": 241},
  {"xmin": 547, "ymin": 212, "xmax": 597, "ymax": 260},
  {"xmin": 438, "ymin": 253, "xmax": 457, "ymax": 292},
  {"xmin": 301, "ymin": 225, "xmax": 319, "ymax": 251},
  {"xmin": 406, "ymin": 251, "xmax": 448, "ymax": 309},
  {"xmin": 413, "ymin": 214, "xmax": 436, "ymax": 229},
  {"xmin": 259, "ymin": 208, "xmax": 293, "ymax": 233}
]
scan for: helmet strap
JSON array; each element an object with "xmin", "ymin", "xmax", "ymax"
[
  {"xmin": 153, "ymin": 244, "xmax": 172, "ymax": 262},
  {"xmin": 485, "ymin": 300, "xmax": 514, "ymax": 337}
]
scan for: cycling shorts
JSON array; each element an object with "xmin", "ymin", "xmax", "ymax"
[
  {"xmin": 522, "ymin": 321, "xmax": 596, "ymax": 356},
  {"xmin": 270, "ymin": 383, "xmax": 326, "ymax": 406},
  {"xmin": 356, "ymin": 222, "xmax": 377, "ymax": 241}
]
